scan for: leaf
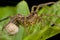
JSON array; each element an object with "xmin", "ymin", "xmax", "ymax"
[
  {"xmin": 0, "ymin": 7, "xmax": 16, "ymax": 40},
  {"xmin": 37, "ymin": 1, "xmax": 60, "ymax": 40},
  {"xmin": 16, "ymin": 1, "xmax": 30, "ymax": 16},
  {"xmin": 12, "ymin": 1, "xmax": 30, "ymax": 40},
  {"xmin": 0, "ymin": 6, "xmax": 16, "ymax": 26},
  {"xmin": 0, "ymin": 7, "xmax": 16, "ymax": 19},
  {"xmin": 23, "ymin": 1, "xmax": 60, "ymax": 40},
  {"xmin": 0, "ymin": 6, "xmax": 16, "ymax": 30},
  {"xmin": 0, "ymin": 7, "xmax": 16, "ymax": 27},
  {"xmin": 0, "ymin": 31, "xmax": 12, "ymax": 40},
  {"xmin": 0, "ymin": 1, "xmax": 60, "ymax": 40},
  {"xmin": 13, "ymin": 25, "xmax": 26, "ymax": 40},
  {"xmin": 39, "ymin": 26, "xmax": 60, "ymax": 40},
  {"xmin": 24, "ymin": 25, "xmax": 50, "ymax": 40}
]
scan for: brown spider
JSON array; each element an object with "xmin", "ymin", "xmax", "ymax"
[{"xmin": 0, "ymin": 2, "xmax": 59, "ymax": 35}]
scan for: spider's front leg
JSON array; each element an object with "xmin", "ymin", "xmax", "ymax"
[
  {"xmin": 36, "ymin": 2, "xmax": 55, "ymax": 12},
  {"xmin": 29, "ymin": 2, "xmax": 55, "ymax": 25},
  {"xmin": 31, "ymin": 5, "xmax": 38, "ymax": 13},
  {"xmin": 26, "ymin": 4, "xmax": 40, "ymax": 25},
  {"xmin": 31, "ymin": 2, "xmax": 55, "ymax": 13}
]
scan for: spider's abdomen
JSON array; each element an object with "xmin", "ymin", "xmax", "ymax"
[{"xmin": 5, "ymin": 23, "xmax": 19, "ymax": 35}]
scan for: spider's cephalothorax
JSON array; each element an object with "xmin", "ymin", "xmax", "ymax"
[
  {"xmin": 16, "ymin": 12, "xmax": 39, "ymax": 27},
  {"xmin": 0, "ymin": 2, "xmax": 57, "ymax": 35},
  {"xmin": 26, "ymin": 12, "xmax": 39, "ymax": 26}
]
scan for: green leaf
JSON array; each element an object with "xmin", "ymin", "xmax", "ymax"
[
  {"xmin": 0, "ymin": 6, "xmax": 16, "ymax": 29},
  {"xmin": 23, "ymin": 1, "xmax": 60, "ymax": 40},
  {"xmin": 16, "ymin": 1, "xmax": 30, "ymax": 16},
  {"xmin": 13, "ymin": 25, "xmax": 26, "ymax": 40},
  {"xmin": 39, "ymin": 26, "xmax": 60, "ymax": 40},
  {"xmin": 0, "ymin": 7, "xmax": 16, "ymax": 19},
  {"xmin": 37, "ymin": 1, "xmax": 60, "ymax": 40},
  {"xmin": 12, "ymin": 1, "xmax": 30, "ymax": 40},
  {"xmin": 0, "ymin": 0, "xmax": 60, "ymax": 40},
  {"xmin": 24, "ymin": 25, "xmax": 50, "ymax": 40},
  {"xmin": 0, "ymin": 7, "xmax": 16, "ymax": 29},
  {"xmin": 0, "ymin": 6, "xmax": 16, "ymax": 40}
]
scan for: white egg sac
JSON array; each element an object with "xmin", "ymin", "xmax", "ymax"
[{"xmin": 5, "ymin": 23, "xmax": 19, "ymax": 35}]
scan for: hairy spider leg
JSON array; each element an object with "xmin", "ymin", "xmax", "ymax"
[
  {"xmin": 0, "ymin": 16, "xmax": 10, "ymax": 22},
  {"xmin": 31, "ymin": 6, "xmax": 37, "ymax": 13},
  {"xmin": 36, "ymin": 2, "xmax": 55, "ymax": 12}
]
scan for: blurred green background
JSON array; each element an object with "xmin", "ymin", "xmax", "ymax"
[{"xmin": 0, "ymin": 0, "xmax": 60, "ymax": 40}]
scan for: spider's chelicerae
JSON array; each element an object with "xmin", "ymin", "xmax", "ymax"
[{"xmin": 0, "ymin": 2, "xmax": 60, "ymax": 35}]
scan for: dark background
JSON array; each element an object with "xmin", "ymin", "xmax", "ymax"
[{"xmin": 0, "ymin": 0, "xmax": 60, "ymax": 40}]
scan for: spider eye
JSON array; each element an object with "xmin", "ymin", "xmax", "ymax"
[{"xmin": 5, "ymin": 23, "xmax": 19, "ymax": 35}]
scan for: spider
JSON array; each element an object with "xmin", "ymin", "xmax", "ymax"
[{"xmin": 0, "ymin": 2, "xmax": 59, "ymax": 35}]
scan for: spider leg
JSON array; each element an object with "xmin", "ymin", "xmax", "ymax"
[
  {"xmin": 43, "ymin": 14, "xmax": 60, "ymax": 18},
  {"xmin": 31, "ymin": 5, "xmax": 38, "ymax": 13},
  {"xmin": 0, "ymin": 16, "xmax": 14, "ymax": 22},
  {"xmin": 35, "ymin": 2, "xmax": 55, "ymax": 12},
  {"xmin": 0, "ymin": 16, "xmax": 10, "ymax": 22}
]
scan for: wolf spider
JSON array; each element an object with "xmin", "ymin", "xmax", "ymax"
[{"xmin": 0, "ymin": 2, "xmax": 60, "ymax": 35}]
